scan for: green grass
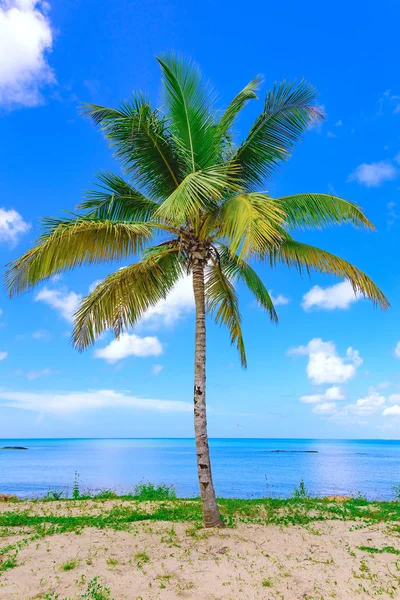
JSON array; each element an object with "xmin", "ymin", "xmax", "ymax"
[
  {"xmin": 358, "ymin": 545, "xmax": 400, "ymax": 555},
  {"xmin": 61, "ymin": 558, "xmax": 80, "ymax": 571},
  {"xmin": 0, "ymin": 496, "xmax": 399, "ymax": 534}
]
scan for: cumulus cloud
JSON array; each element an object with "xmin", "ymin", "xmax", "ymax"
[
  {"xmin": 0, "ymin": 208, "xmax": 30, "ymax": 245},
  {"xmin": 0, "ymin": 0, "xmax": 55, "ymax": 108},
  {"xmin": 35, "ymin": 287, "xmax": 82, "ymax": 321},
  {"xmin": 383, "ymin": 405, "xmax": 400, "ymax": 417},
  {"xmin": 312, "ymin": 402, "xmax": 337, "ymax": 415},
  {"xmin": 389, "ymin": 394, "xmax": 400, "ymax": 404},
  {"xmin": 0, "ymin": 351, "xmax": 7, "ymax": 361},
  {"xmin": 348, "ymin": 161, "xmax": 398, "ymax": 187},
  {"xmin": 94, "ymin": 333, "xmax": 162, "ymax": 363},
  {"xmin": 0, "ymin": 389, "xmax": 192, "ymax": 415},
  {"xmin": 32, "ymin": 329, "xmax": 52, "ymax": 341},
  {"xmin": 302, "ymin": 281, "xmax": 360, "ymax": 311},
  {"xmin": 139, "ymin": 276, "xmax": 194, "ymax": 328},
  {"xmin": 269, "ymin": 291, "xmax": 290, "ymax": 306},
  {"xmin": 300, "ymin": 386, "xmax": 345, "ymax": 404},
  {"xmin": 152, "ymin": 364, "xmax": 163, "ymax": 375},
  {"xmin": 395, "ymin": 342, "xmax": 400, "ymax": 358},
  {"xmin": 25, "ymin": 368, "xmax": 52, "ymax": 380},
  {"xmin": 351, "ymin": 391, "xmax": 385, "ymax": 416},
  {"xmin": 288, "ymin": 338, "xmax": 362, "ymax": 385}
]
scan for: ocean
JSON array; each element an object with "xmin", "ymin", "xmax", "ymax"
[{"xmin": 0, "ymin": 438, "xmax": 399, "ymax": 500}]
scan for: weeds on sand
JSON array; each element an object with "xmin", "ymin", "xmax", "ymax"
[
  {"xmin": 43, "ymin": 577, "xmax": 113, "ymax": 600},
  {"xmin": 61, "ymin": 558, "xmax": 80, "ymax": 571},
  {"xmin": 358, "ymin": 545, "xmax": 400, "ymax": 555}
]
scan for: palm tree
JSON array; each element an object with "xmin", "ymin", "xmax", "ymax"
[{"xmin": 5, "ymin": 55, "xmax": 388, "ymax": 527}]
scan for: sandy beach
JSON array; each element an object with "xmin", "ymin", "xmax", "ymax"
[{"xmin": 0, "ymin": 498, "xmax": 399, "ymax": 599}]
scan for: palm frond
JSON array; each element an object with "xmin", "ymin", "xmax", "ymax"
[
  {"xmin": 234, "ymin": 79, "xmax": 323, "ymax": 186},
  {"xmin": 79, "ymin": 172, "xmax": 158, "ymax": 222},
  {"xmin": 216, "ymin": 75, "xmax": 262, "ymax": 137},
  {"xmin": 73, "ymin": 245, "xmax": 184, "ymax": 350},
  {"xmin": 82, "ymin": 95, "xmax": 181, "ymax": 199},
  {"xmin": 157, "ymin": 54, "xmax": 218, "ymax": 171},
  {"xmin": 277, "ymin": 193, "xmax": 374, "ymax": 230},
  {"xmin": 217, "ymin": 245, "xmax": 278, "ymax": 323},
  {"xmin": 268, "ymin": 239, "xmax": 389, "ymax": 309},
  {"xmin": 5, "ymin": 218, "xmax": 154, "ymax": 297},
  {"xmin": 155, "ymin": 163, "xmax": 241, "ymax": 225},
  {"xmin": 219, "ymin": 193, "xmax": 286, "ymax": 257},
  {"xmin": 205, "ymin": 260, "xmax": 247, "ymax": 367}
]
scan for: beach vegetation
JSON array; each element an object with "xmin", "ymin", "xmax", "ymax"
[
  {"xmin": 61, "ymin": 558, "xmax": 80, "ymax": 571},
  {"xmin": 5, "ymin": 55, "xmax": 388, "ymax": 528},
  {"xmin": 133, "ymin": 481, "xmax": 176, "ymax": 500}
]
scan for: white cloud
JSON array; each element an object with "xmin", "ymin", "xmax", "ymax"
[
  {"xmin": 95, "ymin": 333, "xmax": 162, "ymax": 363},
  {"xmin": 270, "ymin": 291, "xmax": 290, "ymax": 306},
  {"xmin": 152, "ymin": 364, "xmax": 163, "ymax": 375},
  {"xmin": 348, "ymin": 161, "xmax": 398, "ymax": 187},
  {"xmin": 0, "ymin": 351, "xmax": 8, "ymax": 361},
  {"xmin": 25, "ymin": 368, "xmax": 52, "ymax": 380},
  {"xmin": 35, "ymin": 287, "xmax": 82, "ymax": 322},
  {"xmin": 351, "ymin": 391, "xmax": 385, "ymax": 416},
  {"xmin": 288, "ymin": 338, "xmax": 362, "ymax": 385},
  {"xmin": 395, "ymin": 342, "xmax": 400, "ymax": 358},
  {"xmin": 302, "ymin": 281, "xmax": 360, "ymax": 311},
  {"xmin": 0, "ymin": 208, "xmax": 30, "ymax": 245},
  {"xmin": 139, "ymin": 276, "xmax": 194, "ymax": 328},
  {"xmin": 32, "ymin": 329, "xmax": 51, "ymax": 340},
  {"xmin": 389, "ymin": 394, "xmax": 400, "ymax": 404},
  {"xmin": 0, "ymin": 389, "xmax": 192, "ymax": 415},
  {"xmin": 0, "ymin": 0, "xmax": 55, "ymax": 108},
  {"xmin": 383, "ymin": 405, "xmax": 400, "ymax": 417},
  {"xmin": 327, "ymin": 131, "xmax": 337, "ymax": 138},
  {"xmin": 300, "ymin": 386, "xmax": 345, "ymax": 404},
  {"xmin": 335, "ymin": 120, "xmax": 343, "ymax": 127},
  {"xmin": 312, "ymin": 402, "xmax": 337, "ymax": 414},
  {"xmin": 89, "ymin": 279, "xmax": 103, "ymax": 293}
]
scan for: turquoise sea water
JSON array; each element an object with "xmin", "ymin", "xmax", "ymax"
[{"xmin": 0, "ymin": 438, "xmax": 399, "ymax": 500}]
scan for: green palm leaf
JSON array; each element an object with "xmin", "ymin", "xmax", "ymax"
[
  {"xmin": 234, "ymin": 80, "xmax": 323, "ymax": 186},
  {"xmin": 79, "ymin": 172, "xmax": 159, "ymax": 222},
  {"xmin": 277, "ymin": 193, "xmax": 374, "ymax": 230},
  {"xmin": 5, "ymin": 218, "xmax": 154, "ymax": 297},
  {"xmin": 219, "ymin": 193, "xmax": 286, "ymax": 257},
  {"xmin": 73, "ymin": 246, "xmax": 184, "ymax": 350},
  {"xmin": 157, "ymin": 54, "xmax": 217, "ymax": 171},
  {"xmin": 82, "ymin": 96, "xmax": 181, "ymax": 198},
  {"xmin": 205, "ymin": 260, "xmax": 247, "ymax": 367},
  {"xmin": 218, "ymin": 245, "xmax": 278, "ymax": 323},
  {"xmin": 155, "ymin": 164, "xmax": 241, "ymax": 224},
  {"xmin": 216, "ymin": 75, "xmax": 262, "ymax": 137},
  {"xmin": 268, "ymin": 239, "xmax": 389, "ymax": 309}
]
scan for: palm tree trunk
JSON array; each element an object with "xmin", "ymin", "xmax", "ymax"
[{"xmin": 192, "ymin": 262, "xmax": 224, "ymax": 528}]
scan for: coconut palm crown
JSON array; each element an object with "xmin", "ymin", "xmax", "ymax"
[{"xmin": 5, "ymin": 55, "xmax": 388, "ymax": 527}]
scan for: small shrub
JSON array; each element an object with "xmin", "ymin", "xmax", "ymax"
[
  {"xmin": 94, "ymin": 489, "xmax": 118, "ymax": 500},
  {"xmin": 0, "ymin": 494, "xmax": 19, "ymax": 503},
  {"xmin": 133, "ymin": 482, "xmax": 176, "ymax": 500},
  {"xmin": 81, "ymin": 577, "xmax": 113, "ymax": 600},
  {"xmin": 292, "ymin": 479, "xmax": 309, "ymax": 499},
  {"xmin": 0, "ymin": 554, "xmax": 18, "ymax": 572},
  {"xmin": 61, "ymin": 558, "xmax": 79, "ymax": 571},
  {"xmin": 393, "ymin": 485, "xmax": 400, "ymax": 500},
  {"xmin": 72, "ymin": 472, "xmax": 80, "ymax": 500},
  {"xmin": 44, "ymin": 490, "xmax": 64, "ymax": 501},
  {"xmin": 134, "ymin": 551, "xmax": 149, "ymax": 563}
]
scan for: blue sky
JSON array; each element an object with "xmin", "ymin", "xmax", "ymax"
[{"xmin": 0, "ymin": 0, "xmax": 399, "ymax": 439}]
